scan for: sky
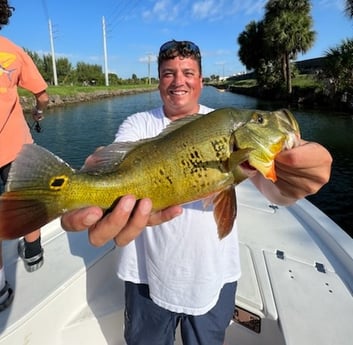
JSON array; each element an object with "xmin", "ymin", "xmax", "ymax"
[{"xmin": 2, "ymin": 0, "xmax": 352, "ymax": 79}]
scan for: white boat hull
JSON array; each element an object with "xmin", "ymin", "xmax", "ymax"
[{"xmin": 1, "ymin": 180, "xmax": 352, "ymax": 344}]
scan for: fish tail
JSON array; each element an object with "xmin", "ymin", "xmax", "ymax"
[{"xmin": 0, "ymin": 144, "xmax": 75, "ymax": 239}]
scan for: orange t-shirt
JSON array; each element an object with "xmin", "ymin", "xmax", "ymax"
[{"xmin": 0, "ymin": 36, "xmax": 48, "ymax": 167}]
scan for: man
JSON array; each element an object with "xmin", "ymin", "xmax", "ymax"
[
  {"xmin": 0, "ymin": 0, "xmax": 49, "ymax": 311},
  {"xmin": 62, "ymin": 40, "xmax": 332, "ymax": 344}
]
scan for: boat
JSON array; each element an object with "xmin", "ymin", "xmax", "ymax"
[{"xmin": 0, "ymin": 180, "xmax": 352, "ymax": 344}]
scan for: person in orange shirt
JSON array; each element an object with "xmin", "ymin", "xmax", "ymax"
[{"xmin": 0, "ymin": 0, "xmax": 49, "ymax": 311}]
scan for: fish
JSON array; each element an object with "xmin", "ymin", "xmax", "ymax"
[{"xmin": 0, "ymin": 107, "xmax": 300, "ymax": 240}]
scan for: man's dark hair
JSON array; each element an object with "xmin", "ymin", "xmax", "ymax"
[
  {"xmin": 158, "ymin": 40, "xmax": 202, "ymax": 76},
  {"xmin": 0, "ymin": 0, "xmax": 14, "ymax": 30}
]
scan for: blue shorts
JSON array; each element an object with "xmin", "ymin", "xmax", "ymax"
[
  {"xmin": 124, "ymin": 281, "xmax": 237, "ymax": 345},
  {"xmin": 0, "ymin": 162, "xmax": 11, "ymax": 183},
  {"xmin": 0, "ymin": 162, "xmax": 11, "ymax": 193}
]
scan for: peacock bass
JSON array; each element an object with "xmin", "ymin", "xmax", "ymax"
[{"xmin": 0, "ymin": 107, "xmax": 300, "ymax": 240}]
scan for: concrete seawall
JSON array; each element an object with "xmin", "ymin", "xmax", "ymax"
[{"xmin": 20, "ymin": 87, "xmax": 157, "ymax": 112}]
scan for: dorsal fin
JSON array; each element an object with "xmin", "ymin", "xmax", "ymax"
[
  {"xmin": 80, "ymin": 113, "xmax": 202, "ymax": 174},
  {"xmin": 158, "ymin": 113, "xmax": 202, "ymax": 137},
  {"xmin": 79, "ymin": 142, "xmax": 137, "ymax": 174}
]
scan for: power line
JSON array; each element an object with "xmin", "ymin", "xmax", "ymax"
[
  {"xmin": 41, "ymin": 0, "xmax": 49, "ymax": 20},
  {"xmin": 106, "ymin": 0, "xmax": 140, "ymax": 34}
]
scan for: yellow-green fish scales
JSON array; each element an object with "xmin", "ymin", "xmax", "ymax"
[{"xmin": 0, "ymin": 107, "xmax": 300, "ymax": 239}]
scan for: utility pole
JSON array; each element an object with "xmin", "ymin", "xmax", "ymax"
[
  {"xmin": 48, "ymin": 19, "xmax": 58, "ymax": 86},
  {"xmin": 102, "ymin": 16, "xmax": 109, "ymax": 86},
  {"xmin": 147, "ymin": 53, "xmax": 152, "ymax": 85}
]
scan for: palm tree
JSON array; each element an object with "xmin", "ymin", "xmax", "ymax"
[
  {"xmin": 345, "ymin": 0, "xmax": 353, "ymax": 18},
  {"xmin": 237, "ymin": 21, "xmax": 267, "ymax": 71},
  {"xmin": 238, "ymin": 20, "xmax": 283, "ymax": 90},
  {"xmin": 263, "ymin": 0, "xmax": 315, "ymax": 95},
  {"xmin": 323, "ymin": 39, "xmax": 353, "ymax": 94}
]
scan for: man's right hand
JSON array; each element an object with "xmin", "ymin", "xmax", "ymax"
[{"xmin": 61, "ymin": 195, "xmax": 183, "ymax": 247}]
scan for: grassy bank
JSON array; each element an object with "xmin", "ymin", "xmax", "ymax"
[
  {"xmin": 220, "ymin": 74, "xmax": 334, "ymax": 108},
  {"xmin": 19, "ymin": 84, "xmax": 159, "ymax": 112},
  {"xmin": 19, "ymin": 84, "xmax": 158, "ymax": 97},
  {"xmin": 227, "ymin": 74, "xmax": 319, "ymax": 89}
]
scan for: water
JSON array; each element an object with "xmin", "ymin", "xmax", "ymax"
[{"xmin": 30, "ymin": 86, "xmax": 352, "ymax": 237}]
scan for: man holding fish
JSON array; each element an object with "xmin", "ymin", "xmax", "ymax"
[
  {"xmin": 58, "ymin": 40, "xmax": 332, "ymax": 344},
  {"xmin": 0, "ymin": 39, "xmax": 331, "ymax": 342}
]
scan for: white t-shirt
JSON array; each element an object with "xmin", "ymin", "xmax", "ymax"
[{"xmin": 114, "ymin": 105, "xmax": 241, "ymax": 316}]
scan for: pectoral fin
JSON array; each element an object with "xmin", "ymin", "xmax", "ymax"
[
  {"xmin": 213, "ymin": 186, "xmax": 237, "ymax": 239},
  {"xmin": 264, "ymin": 162, "xmax": 277, "ymax": 182}
]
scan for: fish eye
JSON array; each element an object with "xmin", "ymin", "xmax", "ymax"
[{"xmin": 251, "ymin": 112, "xmax": 265, "ymax": 125}]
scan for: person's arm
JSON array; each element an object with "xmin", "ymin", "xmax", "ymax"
[
  {"xmin": 32, "ymin": 90, "xmax": 49, "ymax": 121},
  {"xmin": 251, "ymin": 140, "xmax": 332, "ymax": 205}
]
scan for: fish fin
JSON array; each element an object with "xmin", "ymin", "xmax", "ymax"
[
  {"xmin": 229, "ymin": 148, "xmax": 253, "ymax": 168},
  {"xmin": 228, "ymin": 148, "xmax": 254, "ymax": 182},
  {"xmin": 264, "ymin": 162, "xmax": 277, "ymax": 182},
  {"xmin": 80, "ymin": 142, "xmax": 134, "ymax": 173},
  {"xmin": 158, "ymin": 113, "xmax": 202, "ymax": 137},
  {"xmin": 0, "ymin": 196, "xmax": 52, "ymax": 239},
  {"xmin": 0, "ymin": 144, "xmax": 74, "ymax": 239},
  {"xmin": 80, "ymin": 138, "xmax": 169, "ymax": 174},
  {"xmin": 80, "ymin": 115, "xmax": 202, "ymax": 174},
  {"xmin": 202, "ymin": 195, "xmax": 214, "ymax": 209},
  {"xmin": 213, "ymin": 186, "xmax": 237, "ymax": 239}
]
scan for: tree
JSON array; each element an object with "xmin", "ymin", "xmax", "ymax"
[
  {"xmin": 54, "ymin": 58, "xmax": 73, "ymax": 84},
  {"xmin": 25, "ymin": 49, "xmax": 46, "ymax": 79},
  {"xmin": 238, "ymin": 21, "xmax": 267, "ymax": 71},
  {"xmin": 76, "ymin": 62, "xmax": 104, "ymax": 85},
  {"xmin": 42, "ymin": 54, "xmax": 55, "ymax": 84},
  {"xmin": 238, "ymin": 20, "xmax": 282, "ymax": 90},
  {"xmin": 322, "ymin": 39, "xmax": 353, "ymax": 95},
  {"xmin": 263, "ymin": 0, "xmax": 315, "ymax": 95},
  {"xmin": 345, "ymin": 0, "xmax": 353, "ymax": 18}
]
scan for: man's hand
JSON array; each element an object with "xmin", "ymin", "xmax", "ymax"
[
  {"xmin": 274, "ymin": 140, "xmax": 332, "ymax": 198},
  {"xmin": 251, "ymin": 140, "xmax": 332, "ymax": 205},
  {"xmin": 61, "ymin": 195, "xmax": 183, "ymax": 247}
]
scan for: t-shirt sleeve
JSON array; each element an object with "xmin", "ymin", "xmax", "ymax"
[
  {"xmin": 18, "ymin": 49, "xmax": 47, "ymax": 94},
  {"xmin": 114, "ymin": 114, "xmax": 145, "ymax": 142}
]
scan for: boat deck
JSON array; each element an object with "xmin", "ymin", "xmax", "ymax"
[{"xmin": 1, "ymin": 181, "xmax": 352, "ymax": 344}]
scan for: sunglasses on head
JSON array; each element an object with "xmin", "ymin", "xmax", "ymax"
[{"xmin": 159, "ymin": 40, "xmax": 200, "ymax": 55}]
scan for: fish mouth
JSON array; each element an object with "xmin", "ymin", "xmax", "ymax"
[{"xmin": 239, "ymin": 161, "xmax": 258, "ymax": 177}]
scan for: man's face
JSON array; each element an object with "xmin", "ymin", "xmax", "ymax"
[{"xmin": 158, "ymin": 56, "xmax": 203, "ymax": 120}]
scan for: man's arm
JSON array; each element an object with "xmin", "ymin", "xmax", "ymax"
[{"xmin": 32, "ymin": 90, "xmax": 49, "ymax": 121}]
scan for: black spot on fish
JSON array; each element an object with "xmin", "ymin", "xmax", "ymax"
[
  {"xmin": 49, "ymin": 175, "xmax": 68, "ymax": 190},
  {"xmin": 51, "ymin": 178, "xmax": 65, "ymax": 187}
]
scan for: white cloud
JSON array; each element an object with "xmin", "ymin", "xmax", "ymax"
[
  {"xmin": 142, "ymin": 0, "xmax": 184, "ymax": 22},
  {"xmin": 141, "ymin": 0, "xmax": 266, "ymax": 23},
  {"xmin": 139, "ymin": 54, "xmax": 157, "ymax": 63},
  {"xmin": 192, "ymin": 0, "xmax": 220, "ymax": 20},
  {"xmin": 317, "ymin": 0, "xmax": 345, "ymax": 10}
]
